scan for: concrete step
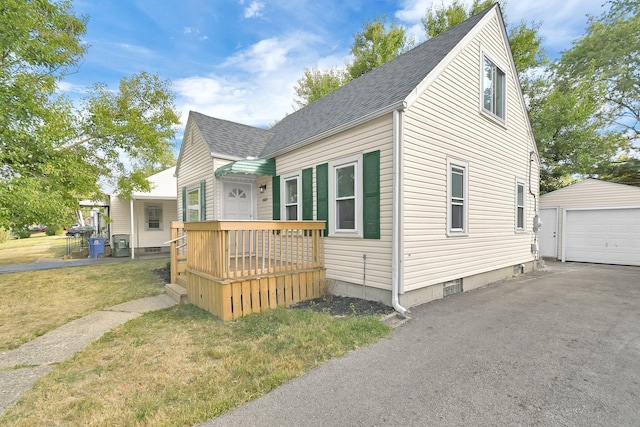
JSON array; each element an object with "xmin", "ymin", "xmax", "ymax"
[{"xmin": 165, "ymin": 283, "xmax": 187, "ymax": 304}]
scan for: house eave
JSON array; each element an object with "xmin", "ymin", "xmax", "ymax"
[{"xmin": 264, "ymin": 101, "xmax": 407, "ymax": 159}]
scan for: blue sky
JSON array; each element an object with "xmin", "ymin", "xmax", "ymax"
[{"xmin": 61, "ymin": 0, "xmax": 608, "ymax": 137}]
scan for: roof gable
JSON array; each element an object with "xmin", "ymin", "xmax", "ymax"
[
  {"xmin": 541, "ymin": 179, "xmax": 640, "ymax": 198},
  {"xmin": 190, "ymin": 111, "xmax": 274, "ymax": 159},
  {"xmin": 179, "ymin": 5, "xmax": 498, "ymax": 161},
  {"xmin": 260, "ymin": 6, "xmax": 494, "ymax": 157}
]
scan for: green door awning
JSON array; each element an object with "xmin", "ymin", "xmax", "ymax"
[{"xmin": 214, "ymin": 158, "xmax": 276, "ymax": 177}]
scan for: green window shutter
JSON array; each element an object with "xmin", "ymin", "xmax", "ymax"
[
  {"xmin": 316, "ymin": 163, "xmax": 328, "ymax": 236},
  {"xmin": 302, "ymin": 168, "xmax": 313, "ymax": 220},
  {"xmin": 181, "ymin": 186, "xmax": 187, "ymax": 222},
  {"xmin": 363, "ymin": 150, "xmax": 380, "ymax": 239},
  {"xmin": 200, "ymin": 180, "xmax": 206, "ymax": 220},
  {"xmin": 272, "ymin": 175, "xmax": 281, "ymax": 220}
]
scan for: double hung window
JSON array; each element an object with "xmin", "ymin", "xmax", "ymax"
[
  {"xmin": 482, "ymin": 56, "xmax": 505, "ymax": 120},
  {"xmin": 145, "ymin": 204, "xmax": 162, "ymax": 230},
  {"xmin": 447, "ymin": 159, "xmax": 468, "ymax": 235},
  {"xmin": 284, "ymin": 176, "xmax": 299, "ymax": 220},
  {"xmin": 187, "ymin": 188, "xmax": 201, "ymax": 222},
  {"xmin": 516, "ymin": 181, "xmax": 525, "ymax": 230}
]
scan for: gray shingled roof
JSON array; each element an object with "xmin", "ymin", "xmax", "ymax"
[
  {"xmin": 190, "ymin": 111, "xmax": 274, "ymax": 158},
  {"xmin": 190, "ymin": 6, "xmax": 494, "ymax": 160}
]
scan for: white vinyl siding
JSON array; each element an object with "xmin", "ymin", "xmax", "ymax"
[
  {"xmin": 540, "ymin": 179, "xmax": 640, "ymax": 260},
  {"xmin": 176, "ymin": 122, "xmax": 215, "ymax": 221},
  {"xmin": 276, "ymin": 115, "xmax": 393, "ymax": 291},
  {"xmin": 110, "ymin": 197, "xmax": 177, "ymax": 249},
  {"xmin": 401, "ymin": 14, "xmax": 538, "ymax": 292}
]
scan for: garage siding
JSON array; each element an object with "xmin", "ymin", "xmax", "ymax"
[{"xmin": 540, "ymin": 179, "xmax": 640, "ymax": 265}]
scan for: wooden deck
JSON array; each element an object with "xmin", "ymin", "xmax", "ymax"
[{"xmin": 170, "ymin": 221, "xmax": 326, "ymax": 321}]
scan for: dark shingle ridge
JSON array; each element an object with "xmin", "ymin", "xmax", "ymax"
[
  {"xmin": 190, "ymin": 111, "xmax": 274, "ymax": 159},
  {"xmin": 260, "ymin": 5, "xmax": 494, "ymax": 157},
  {"xmin": 188, "ymin": 6, "xmax": 494, "ymax": 160}
]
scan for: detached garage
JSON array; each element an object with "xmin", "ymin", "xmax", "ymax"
[{"xmin": 540, "ymin": 179, "xmax": 640, "ymax": 266}]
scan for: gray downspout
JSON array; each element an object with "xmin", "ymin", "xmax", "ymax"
[{"xmin": 392, "ymin": 108, "xmax": 407, "ymax": 316}]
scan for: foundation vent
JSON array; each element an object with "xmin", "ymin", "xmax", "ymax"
[
  {"xmin": 144, "ymin": 247, "xmax": 162, "ymax": 253},
  {"xmin": 443, "ymin": 279, "xmax": 463, "ymax": 297}
]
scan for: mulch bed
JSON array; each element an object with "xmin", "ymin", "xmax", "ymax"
[
  {"xmin": 290, "ymin": 295, "xmax": 395, "ymax": 317},
  {"xmin": 154, "ymin": 266, "xmax": 393, "ymax": 317}
]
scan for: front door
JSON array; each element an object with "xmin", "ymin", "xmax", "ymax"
[
  {"xmin": 539, "ymin": 208, "xmax": 557, "ymax": 259},
  {"xmin": 223, "ymin": 182, "xmax": 253, "ymax": 220},
  {"xmin": 222, "ymin": 182, "xmax": 254, "ymax": 256}
]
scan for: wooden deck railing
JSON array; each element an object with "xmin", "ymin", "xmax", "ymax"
[
  {"xmin": 184, "ymin": 221, "xmax": 325, "ymax": 279},
  {"xmin": 168, "ymin": 221, "xmax": 187, "ymax": 284},
  {"xmin": 170, "ymin": 220, "xmax": 326, "ymax": 320}
]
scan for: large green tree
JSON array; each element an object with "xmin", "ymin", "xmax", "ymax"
[
  {"xmin": 0, "ymin": 0, "xmax": 179, "ymax": 231},
  {"xmin": 557, "ymin": 0, "xmax": 639, "ymax": 147},
  {"xmin": 527, "ymin": 72, "xmax": 625, "ymax": 193},
  {"xmin": 293, "ymin": 66, "xmax": 350, "ymax": 109},
  {"xmin": 422, "ymin": 0, "xmax": 547, "ymax": 75},
  {"xmin": 293, "ymin": 16, "xmax": 413, "ymax": 108},
  {"xmin": 348, "ymin": 16, "xmax": 414, "ymax": 80},
  {"xmin": 531, "ymin": 0, "xmax": 638, "ymax": 192}
]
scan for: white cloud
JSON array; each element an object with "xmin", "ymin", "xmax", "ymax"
[
  {"xmin": 395, "ymin": 0, "xmax": 432, "ymax": 23},
  {"xmin": 224, "ymin": 37, "xmax": 289, "ymax": 73},
  {"xmin": 174, "ymin": 32, "xmax": 352, "ymax": 128},
  {"xmin": 56, "ymin": 81, "xmax": 87, "ymax": 95},
  {"xmin": 244, "ymin": 1, "xmax": 265, "ymax": 18}
]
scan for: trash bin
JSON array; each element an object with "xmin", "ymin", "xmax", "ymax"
[
  {"xmin": 88, "ymin": 237, "xmax": 106, "ymax": 259},
  {"xmin": 112, "ymin": 234, "xmax": 130, "ymax": 257}
]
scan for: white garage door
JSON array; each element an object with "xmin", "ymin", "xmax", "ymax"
[{"xmin": 564, "ymin": 208, "xmax": 640, "ymax": 266}]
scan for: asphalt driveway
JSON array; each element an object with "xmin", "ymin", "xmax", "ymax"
[{"xmin": 201, "ymin": 260, "xmax": 640, "ymax": 426}]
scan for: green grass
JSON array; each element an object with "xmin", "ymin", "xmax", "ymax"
[
  {"xmin": 0, "ymin": 233, "xmax": 68, "ymax": 265},
  {"xmin": 1, "ymin": 305, "xmax": 390, "ymax": 426},
  {"xmin": 0, "ymin": 259, "xmax": 167, "ymax": 351}
]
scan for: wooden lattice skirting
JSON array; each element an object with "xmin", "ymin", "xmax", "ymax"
[{"xmin": 185, "ymin": 268, "xmax": 326, "ymax": 321}]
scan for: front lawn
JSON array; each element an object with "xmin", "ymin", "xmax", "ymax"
[
  {"xmin": 0, "ymin": 259, "xmax": 167, "ymax": 351},
  {"xmin": 0, "ymin": 234, "xmax": 68, "ymax": 266},
  {"xmin": 1, "ymin": 305, "xmax": 390, "ymax": 426}
]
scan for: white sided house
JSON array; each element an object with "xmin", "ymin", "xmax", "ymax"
[
  {"xmin": 110, "ymin": 166, "xmax": 178, "ymax": 258},
  {"xmin": 175, "ymin": 5, "xmax": 541, "ymax": 313},
  {"xmin": 539, "ymin": 179, "xmax": 640, "ymax": 266}
]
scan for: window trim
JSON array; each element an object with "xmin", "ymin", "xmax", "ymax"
[
  {"xmin": 447, "ymin": 158, "xmax": 469, "ymax": 236},
  {"xmin": 186, "ymin": 186, "xmax": 201, "ymax": 222},
  {"xmin": 328, "ymin": 154, "xmax": 363, "ymax": 237},
  {"xmin": 144, "ymin": 203, "xmax": 163, "ymax": 231},
  {"xmin": 480, "ymin": 49, "xmax": 507, "ymax": 124},
  {"xmin": 515, "ymin": 179, "xmax": 526, "ymax": 232},
  {"xmin": 281, "ymin": 171, "xmax": 301, "ymax": 221}
]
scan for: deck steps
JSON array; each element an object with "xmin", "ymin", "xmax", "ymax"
[{"xmin": 165, "ymin": 283, "xmax": 187, "ymax": 304}]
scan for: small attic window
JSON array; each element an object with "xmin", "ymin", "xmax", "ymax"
[{"xmin": 482, "ymin": 56, "xmax": 505, "ymax": 120}]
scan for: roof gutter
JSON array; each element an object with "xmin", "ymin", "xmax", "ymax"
[
  {"xmin": 265, "ymin": 101, "xmax": 407, "ymax": 159},
  {"xmin": 392, "ymin": 108, "xmax": 407, "ymax": 316}
]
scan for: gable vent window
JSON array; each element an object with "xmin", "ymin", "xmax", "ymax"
[{"xmin": 482, "ymin": 56, "xmax": 505, "ymax": 119}]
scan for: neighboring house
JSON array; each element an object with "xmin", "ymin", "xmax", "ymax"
[
  {"xmin": 110, "ymin": 166, "xmax": 178, "ymax": 258},
  {"xmin": 176, "ymin": 5, "xmax": 540, "ymax": 312},
  {"xmin": 539, "ymin": 179, "xmax": 640, "ymax": 266}
]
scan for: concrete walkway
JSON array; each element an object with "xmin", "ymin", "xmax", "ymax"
[
  {"xmin": 0, "ymin": 257, "xmax": 131, "ymax": 274},
  {"xmin": 0, "ymin": 294, "xmax": 177, "ymax": 416}
]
